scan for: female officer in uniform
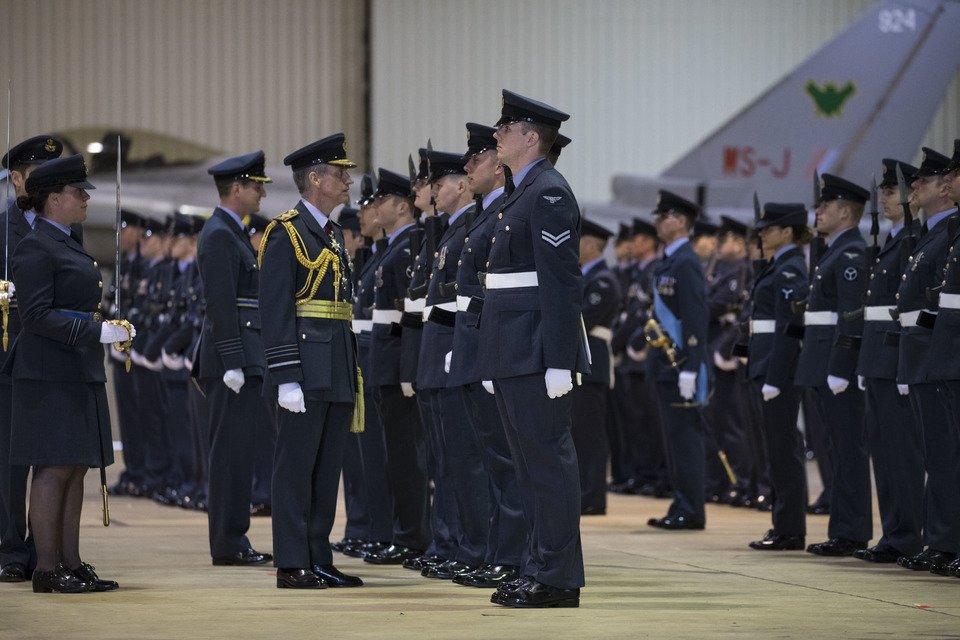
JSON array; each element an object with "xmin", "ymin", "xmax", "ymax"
[
  {"xmin": 745, "ymin": 203, "xmax": 810, "ymax": 551},
  {"xmin": 5, "ymin": 155, "xmax": 134, "ymax": 593}
]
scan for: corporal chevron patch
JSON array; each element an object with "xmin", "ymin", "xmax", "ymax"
[{"xmin": 541, "ymin": 229, "xmax": 571, "ymax": 247}]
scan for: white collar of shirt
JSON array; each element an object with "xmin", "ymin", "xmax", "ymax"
[
  {"xmin": 581, "ymin": 256, "xmax": 605, "ymax": 275},
  {"xmin": 301, "ymin": 199, "xmax": 330, "ymax": 229},
  {"xmin": 219, "ymin": 205, "xmax": 245, "ymax": 231},
  {"xmin": 927, "ymin": 207, "xmax": 957, "ymax": 231},
  {"xmin": 448, "ymin": 203, "xmax": 472, "ymax": 226},
  {"xmin": 511, "ymin": 157, "xmax": 545, "ymax": 190},
  {"xmin": 388, "ymin": 222, "xmax": 416, "ymax": 245},
  {"xmin": 41, "ymin": 217, "xmax": 71, "ymax": 236},
  {"xmin": 827, "ymin": 226, "xmax": 855, "ymax": 247},
  {"xmin": 664, "ymin": 236, "xmax": 689, "ymax": 257},
  {"xmin": 23, "ymin": 210, "xmax": 38, "ymax": 228},
  {"xmin": 774, "ymin": 243, "xmax": 796, "ymax": 260},
  {"xmin": 482, "ymin": 186, "xmax": 505, "ymax": 211}
]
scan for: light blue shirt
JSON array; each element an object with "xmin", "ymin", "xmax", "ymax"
[
  {"xmin": 448, "ymin": 203, "xmax": 472, "ymax": 226},
  {"xmin": 218, "ymin": 205, "xmax": 245, "ymax": 231},
  {"xmin": 664, "ymin": 236, "xmax": 689, "ymax": 257},
  {"xmin": 926, "ymin": 207, "xmax": 957, "ymax": 231},
  {"xmin": 388, "ymin": 222, "xmax": 416, "ymax": 245},
  {"xmin": 482, "ymin": 186, "xmax": 505, "ymax": 211},
  {"xmin": 23, "ymin": 210, "xmax": 37, "ymax": 228},
  {"xmin": 827, "ymin": 226, "xmax": 855, "ymax": 247},
  {"xmin": 511, "ymin": 158, "xmax": 545, "ymax": 189},
  {"xmin": 581, "ymin": 256, "xmax": 606, "ymax": 275},
  {"xmin": 301, "ymin": 199, "xmax": 330, "ymax": 230},
  {"xmin": 774, "ymin": 243, "xmax": 797, "ymax": 260},
  {"xmin": 41, "ymin": 217, "xmax": 71, "ymax": 236},
  {"xmin": 889, "ymin": 222, "xmax": 904, "ymax": 238}
]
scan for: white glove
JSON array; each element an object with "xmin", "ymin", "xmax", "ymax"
[
  {"xmin": 857, "ymin": 375, "xmax": 866, "ymax": 391},
  {"xmin": 4, "ymin": 282, "xmax": 14, "ymax": 297},
  {"xmin": 713, "ymin": 350, "xmax": 738, "ymax": 372},
  {"xmin": 400, "ymin": 382, "xmax": 416, "ymax": 397},
  {"xmin": 827, "ymin": 375, "xmax": 849, "ymax": 395},
  {"xmin": 100, "ymin": 322, "xmax": 132, "ymax": 343},
  {"xmin": 161, "ymin": 348, "xmax": 184, "ymax": 371},
  {"xmin": 444, "ymin": 351, "xmax": 452, "ymax": 374},
  {"xmin": 109, "ymin": 344, "xmax": 127, "ymax": 362},
  {"xmin": 482, "ymin": 380, "xmax": 495, "ymax": 395},
  {"xmin": 278, "ymin": 382, "xmax": 306, "ymax": 413},
  {"xmin": 184, "ymin": 356, "xmax": 194, "ymax": 371},
  {"xmin": 678, "ymin": 371, "xmax": 697, "ymax": 400},
  {"xmin": 130, "ymin": 348, "xmax": 162, "ymax": 372},
  {"xmin": 545, "ymin": 368, "xmax": 573, "ymax": 399},
  {"xmin": 761, "ymin": 384, "xmax": 780, "ymax": 402},
  {"xmin": 626, "ymin": 344, "xmax": 646, "ymax": 361},
  {"xmin": 223, "ymin": 368, "xmax": 245, "ymax": 394},
  {"xmin": 897, "ymin": 384, "xmax": 910, "ymax": 396}
]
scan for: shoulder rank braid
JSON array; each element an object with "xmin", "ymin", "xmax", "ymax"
[{"xmin": 257, "ymin": 210, "xmax": 343, "ymax": 304}]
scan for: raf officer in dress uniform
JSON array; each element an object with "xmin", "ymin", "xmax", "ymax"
[
  {"xmin": 894, "ymin": 147, "xmax": 960, "ymax": 574},
  {"xmin": 0, "ymin": 135, "xmax": 63, "ymax": 583},
  {"xmin": 643, "ymin": 190, "xmax": 710, "ymax": 532},
  {"xmin": 479, "ymin": 90, "xmax": 587, "ymax": 609},
  {"xmin": 195, "ymin": 151, "xmax": 272, "ymax": 567},
  {"xmin": 259, "ymin": 135, "xmax": 363, "ymax": 589},
  {"xmin": 571, "ymin": 220, "xmax": 621, "ymax": 516},
  {"xmin": 852, "ymin": 159, "xmax": 925, "ymax": 564},
  {"xmin": 795, "ymin": 174, "xmax": 871, "ymax": 557}
]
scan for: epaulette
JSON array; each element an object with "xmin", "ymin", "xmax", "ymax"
[{"xmin": 275, "ymin": 210, "xmax": 299, "ymax": 222}]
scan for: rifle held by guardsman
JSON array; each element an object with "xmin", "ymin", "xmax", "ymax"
[
  {"xmin": 2, "ymin": 82, "xmax": 11, "ymax": 351},
  {"xmin": 809, "ymin": 170, "xmax": 826, "ymax": 279},
  {"xmin": 896, "ymin": 163, "xmax": 918, "ymax": 270}
]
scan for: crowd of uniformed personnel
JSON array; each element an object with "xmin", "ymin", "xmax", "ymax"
[{"xmin": 1, "ymin": 99, "xmax": 959, "ymax": 602}]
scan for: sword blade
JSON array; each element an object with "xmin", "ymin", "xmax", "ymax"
[{"xmin": 114, "ymin": 135, "xmax": 122, "ymax": 317}]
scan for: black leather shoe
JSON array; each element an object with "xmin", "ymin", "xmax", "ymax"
[
  {"xmin": 311, "ymin": 564, "xmax": 363, "ymax": 587},
  {"xmin": 852, "ymin": 545, "xmax": 905, "ymax": 564},
  {"xmin": 749, "ymin": 530, "xmax": 804, "ymax": 551},
  {"xmin": 647, "ymin": 515, "xmax": 705, "ymax": 530},
  {"xmin": 453, "ymin": 564, "xmax": 490, "ymax": 585},
  {"xmin": 71, "ymin": 562, "xmax": 119, "ymax": 591},
  {"xmin": 496, "ymin": 574, "xmax": 536, "ymax": 595},
  {"xmin": 32, "ymin": 564, "xmax": 93, "ymax": 593},
  {"xmin": 897, "ymin": 548, "xmax": 956, "ymax": 571},
  {"xmin": 277, "ymin": 568, "xmax": 325, "ymax": 589},
  {"xmin": 350, "ymin": 541, "xmax": 389, "ymax": 558},
  {"xmin": 755, "ymin": 494, "xmax": 773, "ymax": 512},
  {"xmin": 249, "ymin": 503, "xmax": 272, "ymax": 517},
  {"xmin": 806, "ymin": 503, "xmax": 830, "ymax": 515},
  {"xmin": 608, "ymin": 478, "xmax": 640, "ymax": 494},
  {"xmin": 0, "ymin": 562, "xmax": 30, "ymax": 582},
  {"xmin": 331, "ymin": 538, "xmax": 364, "ymax": 553},
  {"xmin": 363, "ymin": 545, "xmax": 424, "ymax": 565},
  {"xmin": 580, "ymin": 505, "xmax": 606, "ymax": 516},
  {"xmin": 806, "ymin": 538, "xmax": 866, "ymax": 556},
  {"xmin": 422, "ymin": 560, "xmax": 477, "ymax": 579},
  {"xmin": 212, "ymin": 548, "xmax": 273, "ymax": 566},
  {"xmin": 491, "ymin": 579, "xmax": 580, "ymax": 608},
  {"xmin": 459, "ymin": 564, "xmax": 520, "ymax": 588},
  {"xmin": 402, "ymin": 553, "xmax": 444, "ymax": 570},
  {"xmin": 945, "ymin": 557, "xmax": 960, "ymax": 578}
]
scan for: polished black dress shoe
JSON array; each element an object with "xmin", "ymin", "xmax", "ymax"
[
  {"xmin": 496, "ymin": 574, "xmax": 536, "ymax": 596},
  {"xmin": 212, "ymin": 548, "xmax": 273, "ymax": 566},
  {"xmin": 249, "ymin": 503, "xmax": 272, "ymax": 517},
  {"xmin": 491, "ymin": 579, "xmax": 580, "ymax": 608},
  {"xmin": 945, "ymin": 557, "xmax": 960, "ymax": 578},
  {"xmin": 422, "ymin": 560, "xmax": 477, "ymax": 579},
  {"xmin": 458, "ymin": 564, "xmax": 520, "ymax": 588},
  {"xmin": 749, "ymin": 530, "xmax": 804, "ymax": 551},
  {"xmin": 363, "ymin": 544, "xmax": 423, "ymax": 565},
  {"xmin": 647, "ymin": 515, "xmax": 705, "ymax": 530},
  {"xmin": 755, "ymin": 494, "xmax": 773, "ymax": 512},
  {"xmin": 580, "ymin": 504, "xmax": 606, "ymax": 516},
  {"xmin": 331, "ymin": 538, "xmax": 364, "ymax": 553},
  {"xmin": 806, "ymin": 538, "xmax": 866, "ymax": 556},
  {"xmin": 806, "ymin": 503, "xmax": 830, "ymax": 515},
  {"xmin": 277, "ymin": 568, "xmax": 325, "ymax": 589},
  {"xmin": 897, "ymin": 548, "xmax": 956, "ymax": 571},
  {"xmin": 71, "ymin": 562, "xmax": 119, "ymax": 591},
  {"xmin": 312, "ymin": 564, "xmax": 363, "ymax": 587},
  {"xmin": 401, "ymin": 553, "xmax": 444, "ymax": 570},
  {"xmin": 32, "ymin": 564, "xmax": 93, "ymax": 593},
  {"xmin": 0, "ymin": 562, "xmax": 30, "ymax": 582},
  {"xmin": 346, "ymin": 540, "xmax": 388, "ymax": 559},
  {"xmin": 852, "ymin": 545, "xmax": 905, "ymax": 564},
  {"xmin": 452, "ymin": 564, "xmax": 491, "ymax": 585}
]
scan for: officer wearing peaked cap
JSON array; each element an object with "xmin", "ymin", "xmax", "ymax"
[
  {"xmin": 746, "ymin": 203, "xmax": 810, "ymax": 550},
  {"xmin": 642, "ymin": 190, "xmax": 711, "ymax": 532},
  {"xmin": 195, "ymin": 151, "xmax": 271, "ymax": 567},
  {"xmin": 895, "ymin": 146, "xmax": 960, "ymax": 574},
  {"xmin": 795, "ymin": 174, "xmax": 871, "ymax": 557},
  {"xmin": 480, "ymin": 90, "xmax": 587, "ymax": 608},
  {"xmin": 849, "ymin": 159, "xmax": 924, "ymax": 564},
  {"xmin": 260, "ymin": 135, "xmax": 363, "ymax": 588},
  {"xmin": 571, "ymin": 220, "xmax": 621, "ymax": 516}
]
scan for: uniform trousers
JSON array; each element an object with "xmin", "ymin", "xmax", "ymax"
[
  {"xmin": 816, "ymin": 385, "xmax": 872, "ymax": 543},
  {"xmin": 704, "ymin": 368, "xmax": 753, "ymax": 497},
  {"xmin": 864, "ymin": 378, "xmax": 923, "ymax": 555},
  {"xmin": 753, "ymin": 382, "xmax": 805, "ymax": 535},
  {"xmin": 184, "ymin": 382, "xmax": 210, "ymax": 501},
  {"xmin": 802, "ymin": 388, "xmax": 833, "ymax": 508},
  {"xmin": 910, "ymin": 382, "xmax": 960, "ymax": 552},
  {"xmin": 571, "ymin": 381, "xmax": 610, "ymax": 511},
  {"xmin": 251, "ymin": 398, "xmax": 277, "ymax": 506},
  {"xmin": 132, "ymin": 366, "xmax": 170, "ymax": 491},
  {"xmin": 418, "ymin": 390, "xmax": 456, "ymax": 559},
  {"xmin": 204, "ymin": 377, "xmax": 261, "ymax": 557},
  {"xmin": 0, "ymin": 382, "xmax": 34, "ymax": 570},
  {"xmin": 162, "ymin": 379, "xmax": 193, "ymax": 496},
  {"xmin": 656, "ymin": 381, "xmax": 706, "ymax": 524},
  {"xmin": 271, "ymin": 400, "xmax": 351, "ymax": 568},
  {"xmin": 112, "ymin": 358, "xmax": 145, "ymax": 488},
  {"xmin": 376, "ymin": 385, "xmax": 431, "ymax": 551},
  {"xmin": 462, "ymin": 382, "xmax": 526, "ymax": 566},
  {"xmin": 342, "ymin": 385, "xmax": 393, "ymax": 543},
  {"xmin": 494, "ymin": 374, "xmax": 584, "ymax": 590}
]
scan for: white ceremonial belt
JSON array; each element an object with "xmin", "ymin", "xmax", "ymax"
[
  {"xmin": 372, "ymin": 309, "xmax": 402, "ymax": 325},
  {"xmin": 423, "ymin": 301, "xmax": 457, "ymax": 321},
  {"xmin": 940, "ymin": 293, "xmax": 960, "ymax": 310},
  {"xmin": 864, "ymin": 306, "xmax": 896, "ymax": 322},
  {"xmin": 588, "ymin": 326, "xmax": 613, "ymax": 342},
  {"xmin": 486, "ymin": 271, "xmax": 539, "ymax": 289},
  {"xmin": 404, "ymin": 298, "xmax": 425, "ymax": 313},
  {"xmin": 456, "ymin": 295, "xmax": 472, "ymax": 312},
  {"xmin": 750, "ymin": 319, "xmax": 776, "ymax": 335},
  {"xmin": 352, "ymin": 319, "xmax": 373, "ymax": 333},
  {"xmin": 804, "ymin": 311, "xmax": 838, "ymax": 326},
  {"xmin": 899, "ymin": 309, "xmax": 922, "ymax": 327}
]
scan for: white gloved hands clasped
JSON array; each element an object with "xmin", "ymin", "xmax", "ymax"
[
  {"xmin": 444, "ymin": 351, "xmax": 452, "ymax": 374},
  {"xmin": 482, "ymin": 380, "xmax": 495, "ymax": 395},
  {"xmin": 857, "ymin": 375, "xmax": 866, "ymax": 391},
  {"xmin": 897, "ymin": 384, "xmax": 910, "ymax": 396},
  {"xmin": 545, "ymin": 368, "xmax": 573, "ymax": 399},
  {"xmin": 678, "ymin": 371, "xmax": 697, "ymax": 400},
  {"xmin": 400, "ymin": 382, "xmax": 416, "ymax": 398},
  {"xmin": 761, "ymin": 384, "xmax": 780, "ymax": 402},
  {"xmin": 161, "ymin": 348, "xmax": 184, "ymax": 371},
  {"xmin": 827, "ymin": 375, "xmax": 849, "ymax": 395},
  {"xmin": 130, "ymin": 348, "xmax": 162, "ymax": 372},
  {"xmin": 223, "ymin": 368, "xmax": 245, "ymax": 394},
  {"xmin": 100, "ymin": 322, "xmax": 135, "ymax": 344},
  {"xmin": 278, "ymin": 382, "xmax": 306, "ymax": 413}
]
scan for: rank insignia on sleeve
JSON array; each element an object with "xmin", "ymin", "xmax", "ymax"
[{"xmin": 541, "ymin": 229, "xmax": 571, "ymax": 247}]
